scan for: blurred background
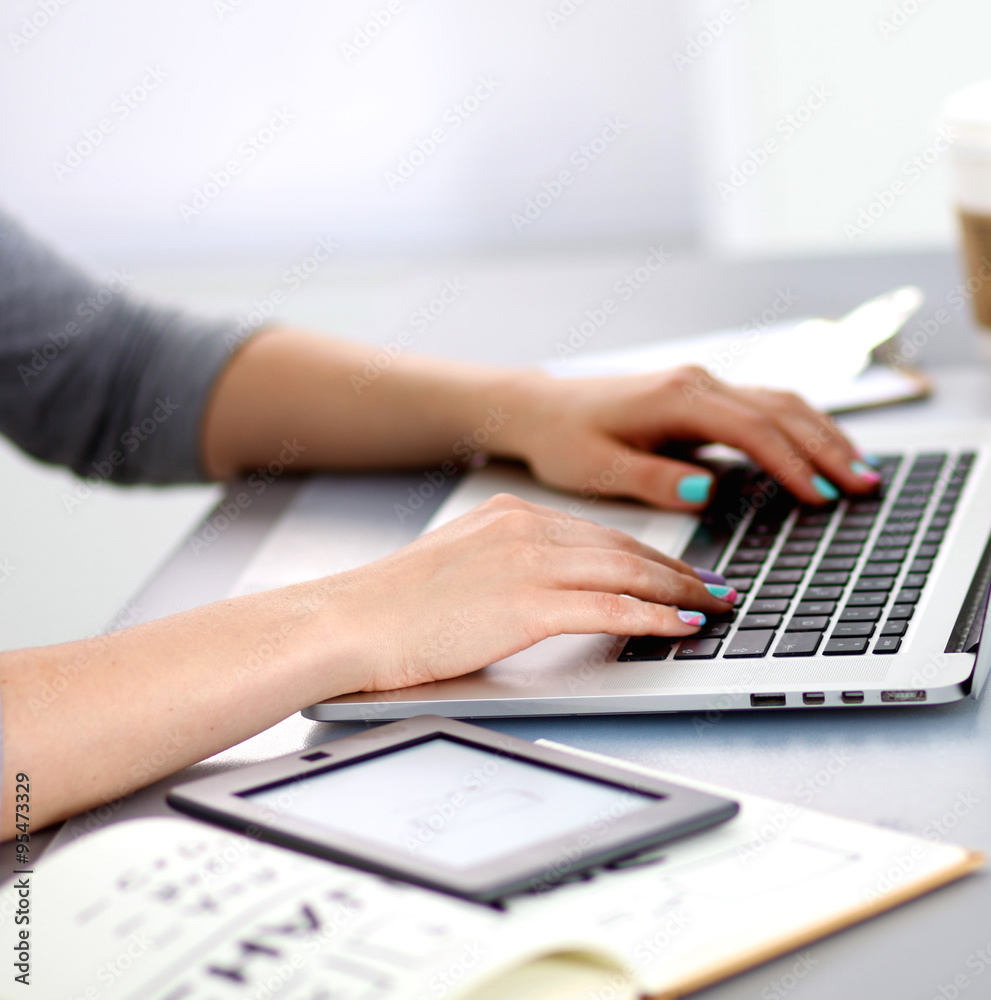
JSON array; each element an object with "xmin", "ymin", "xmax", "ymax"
[{"xmin": 3, "ymin": 0, "xmax": 990, "ymax": 648}]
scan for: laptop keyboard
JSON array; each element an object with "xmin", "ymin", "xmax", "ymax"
[{"xmin": 619, "ymin": 451, "xmax": 975, "ymax": 663}]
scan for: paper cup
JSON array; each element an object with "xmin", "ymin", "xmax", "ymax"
[{"xmin": 943, "ymin": 82, "xmax": 991, "ymax": 340}]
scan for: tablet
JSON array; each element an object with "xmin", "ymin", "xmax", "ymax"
[{"xmin": 167, "ymin": 716, "xmax": 738, "ymax": 902}]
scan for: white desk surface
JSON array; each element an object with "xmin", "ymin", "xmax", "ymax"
[{"xmin": 15, "ymin": 248, "xmax": 991, "ymax": 1000}]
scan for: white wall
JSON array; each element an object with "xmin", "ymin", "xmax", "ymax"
[
  {"xmin": 0, "ymin": 0, "xmax": 696, "ymax": 268},
  {"xmin": 683, "ymin": 0, "xmax": 991, "ymax": 255}
]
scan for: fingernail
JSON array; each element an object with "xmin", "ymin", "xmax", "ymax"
[
  {"xmin": 863, "ymin": 453, "xmax": 881, "ymax": 467},
  {"xmin": 677, "ymin": 473, "xmax": 713, "ymax": 504},
  {"xmin": 694, "ymin": 567, "xmax": 727, "ymax": 585},
  {"xmin": 812, "ymin": 474, "xmax": 840, "ymax": 501},
  {"xmin": 704, "ymin": 583, "xmax": 737, "ymax": 602},
  {"xmin": 677, "ymin": 610, "xmax": 706, "ymax": 626},
  {"xmin": 851, "ymin": 460, "xmax": 881, "ymax": 484}
]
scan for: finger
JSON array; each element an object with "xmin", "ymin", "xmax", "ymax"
[
  {"xmin": 559, "ymin": 434, "xmax": 718, "ymax": 512},
  {"xmin": 540, "ymin": 546, "xmax": 737, "ymax": 611},
  {"xmin": 729, "ymin": 386, "xmax": 879, "ymax": 495},
  {"xmin": 536, "ymin": 590, "xmax": 709, "ymax": 639},
  {"xmin": 653, "ymin": 386, "xmax": 850, "ymax": 505}
]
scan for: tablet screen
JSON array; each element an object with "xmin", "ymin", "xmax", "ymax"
[{"xmin": 243, "ymin": 737, "xmax": 658, "ymax": 870}]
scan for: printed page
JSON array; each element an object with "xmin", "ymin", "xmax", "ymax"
[
  {"xmin": 520, "ymin": 743, "xmax": 980, "ymax": 998},
  {"xmin": 10, "ymin": 817, "xmax": 616, "ymax": 1000}
]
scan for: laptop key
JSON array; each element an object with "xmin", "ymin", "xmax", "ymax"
[
  {"xmin": 888, "ymin": 604, "xmax": 915, "ymax": 620},
  {"xmin": 749, "ymin": 598, "xmax": 790, "ymax": 614},
  {"xmin": 875, "ymin": 535, "xmax": 913, "ymax": 549},
  {"xmin": 880, "ymin": 620, "xmax": 908, "ymax": 636},
  {"xmin": 810, "ymin": 572, "xmax": 850, "ymax": 587},
  {"xmin": 756, "ymin": 584, "xmax": 798, "ymax": 600},
  {"xmin": 788, "ymin": 526, "xmax": 826, "ymax": 540},
  {"xmin": 696, "ymin": 622, "xmax": 731, "ymax": 638},
  {"xmin": 773, "ymin": 632, "xmax": 822, "ymax": 656},
  {"xmin": 725, "ymin": 564, "xmax": 761, "ymax": 578},
  {"xmin": 909, "ymin": 558, "xmax": 933, "ymax": 574},
  {"xmin": 840, "ymin": 515, "xmax": 876, "ymax": 529},
  {"xmin": 738, "ymin": 614, "xmax": 783, "ymax": 629},
  {"xmin": 838, "ymin": 606, "xmax": 882, "ymax": 622},
  {"xmin": 673, "ymin": 638, "xmax": 723, "ymax": 659},
  {"xmin": 785, "ymin": 616, "xmax": 829, "ymax": 632},
  {"xmin": 873, "ymin": 636, "xmax": 902, "ymax": 653},
  {"xmin": 731, "ymin": 550, "xmax": 768, "ymax": 563},
  {"xmin": 796, "ymin": 511, "xmax": 832, "ymax": 526},
  {"xmin": 861, "ymin": 562, "xmax": 902, "ymax": 576},
  {"xmin": 832, "ymin": 529, "xmax": 870, "ymax": 543},
  {"xmin": 823, "ymin": 637, "xmax": 869, "ymax": 655},
  {"xmin": 846, "ymin": 592, "xmax": 886, "ymax": 606},
  {"xmin": 772, "ymin": 556, "xmax": 812, "ymax": 570},
  {"xmin": 781, "ymin": 540, "xmax": 818, "ymax": 554},
  {"xmin": 825, "ymin": 544, "xmax": 863, "ymax": 558},
  {"xmin": 894, "ymin": 588, "xmax": 921, "ymax": 604},
  {"xmin": 833, "ymin": 622, "xmax": 875, "ymax": 637},
  {"xmin": 794, "ymin": 601, "xmax": 836, "ymax": 616},
  {"xmin": 848, "ymin": 501, "xmax": 882, "ymax": 514},
  {"xmin": 802, "ymin": 586, "xmax": 843, "ymax": 601},
  {"xmin": 766, "ymin": 569, "xmax": 805, "ymax": 584},
  {"xmin": 903, "ymin": 573, "xmax": 927, "ymax": 588},
  {"xmin": 725, "ymin": 578, "xmax": 754, "ymax": 594},
  {"xmin": 818, "ymin": 557, "xmax": 857, "ymax": 572},
  {"xmin": 868, "ymin": 547, "xmax": 908, "ymax": 561},
  {"xmin": 618, "ymin": 636, "xmax": 673, "ymax": 660},
  {"xmin": 852, "ymin": 576, "xmax": 895, "ymax": 591},
  {"xmin": 723, "ymin": 629, "xmax": 776, "ymax": 658}
]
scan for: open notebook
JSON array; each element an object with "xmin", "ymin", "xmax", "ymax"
[{"xmin": 12, "ymin": 743, "xmax": 980, "ymax": 1000}]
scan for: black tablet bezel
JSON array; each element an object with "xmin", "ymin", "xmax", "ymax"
[{"xmin": 167, "ymin": 715, "xmax": 738, "ymax": 902}]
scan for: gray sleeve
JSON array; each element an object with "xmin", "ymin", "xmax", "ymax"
[{"xmin": 0, "ymin": 209, "xmax": 250, "ymax": 484}]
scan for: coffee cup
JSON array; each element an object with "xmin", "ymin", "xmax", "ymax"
[{"xmin": 943, "ymin": 82, "xmax": 991, "ymax": 347}]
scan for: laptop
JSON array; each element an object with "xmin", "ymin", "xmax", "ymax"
[{"xmin": 304, "ymin": 421, "xmax": 991, "ymax": 720}]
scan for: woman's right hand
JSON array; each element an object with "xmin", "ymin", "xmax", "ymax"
[{"xmin": 319, "ymin": 493, "xmax": 736, "ymax": 693}]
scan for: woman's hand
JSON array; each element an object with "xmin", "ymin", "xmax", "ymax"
[
  {"xmin": 325, "ymin": 493, "xmax": 736, "ymax": 692},
  {"xmin": 489, "ymin": 366, "xmax": 880, "ymax": 511}
]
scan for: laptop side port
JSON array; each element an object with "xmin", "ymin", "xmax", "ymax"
[
  {"xmin": 841, "ymin": 691, "xmax": 865, "ymax": 704},
  {"xmin": 803, "ymin": 692, "xmax": 825, "ymax": 705},
  {"xmin": 881, "ymin": 689, "xmax": 927, "ymax": 703},
  {"xmin": 751, "ymin": 693, "xmax": 786, "ymax": 707}
]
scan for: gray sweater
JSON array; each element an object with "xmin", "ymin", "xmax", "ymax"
[{"xmin": 0, "ymin": 210, "xmax": 241, "ymax": 484}]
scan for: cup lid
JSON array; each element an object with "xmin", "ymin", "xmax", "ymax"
[{"xmin": 942, "ymin": 81, "xmax": 991, "ymax": 147}]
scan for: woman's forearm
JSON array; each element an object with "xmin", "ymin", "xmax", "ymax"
[
  {"xmin": 0, "ymin": 577, "xmax": 363, "ymax": 838},
  {"xmin": 200, "ymin": 326, "xmax": 542, "ymax": 480}
]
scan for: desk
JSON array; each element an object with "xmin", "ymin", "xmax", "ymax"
[{"xmin": 29, "ymin": 250, "xmax": 991, "ymax": 999}]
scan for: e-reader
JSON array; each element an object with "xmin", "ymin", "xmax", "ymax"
[{"xmin": 167, "ymin": 715, "xmax": 738, "ymax": 902}]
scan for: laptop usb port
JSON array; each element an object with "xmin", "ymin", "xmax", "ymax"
[
  {"xmin": 881, "ymin": 689, "xmax": 927, "ymax": 703},
  {"xmin": 841, "ymin": 691, "xmax": 865, "ymax": 704},
  {"xmin": 803, "ymin": 692, "xmax": 825, "ymax": 705},
  {"xmin": 751, "ymin": 693, "xmax": 786, "ymax": 707}
]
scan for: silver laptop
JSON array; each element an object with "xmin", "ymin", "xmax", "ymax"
[{"xmin": 304, "ymin": 421, "xmax": 991, "ymax": 720}]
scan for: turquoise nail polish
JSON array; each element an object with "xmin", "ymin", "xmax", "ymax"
[
  {"xmin": 863, "ymin": 453, "xmax": 881, "ymax": 467},
  {"xmin": 677, "ymin": 610, "xmax": 706, "ymax": 626},
  {"xmin": 812, "ymin": 474, "xmax": 840, "ymax": 500},
  {"xmin": 851, "ymin": 460, "xmax": 881, "ymax": 482},
  {"xmin": 677, "ymin": 474, "xmax": 713, "ymax": 504},
  {"xmin": 704, "ymin": 583, "xmax": 736, "ymax": 601}
]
